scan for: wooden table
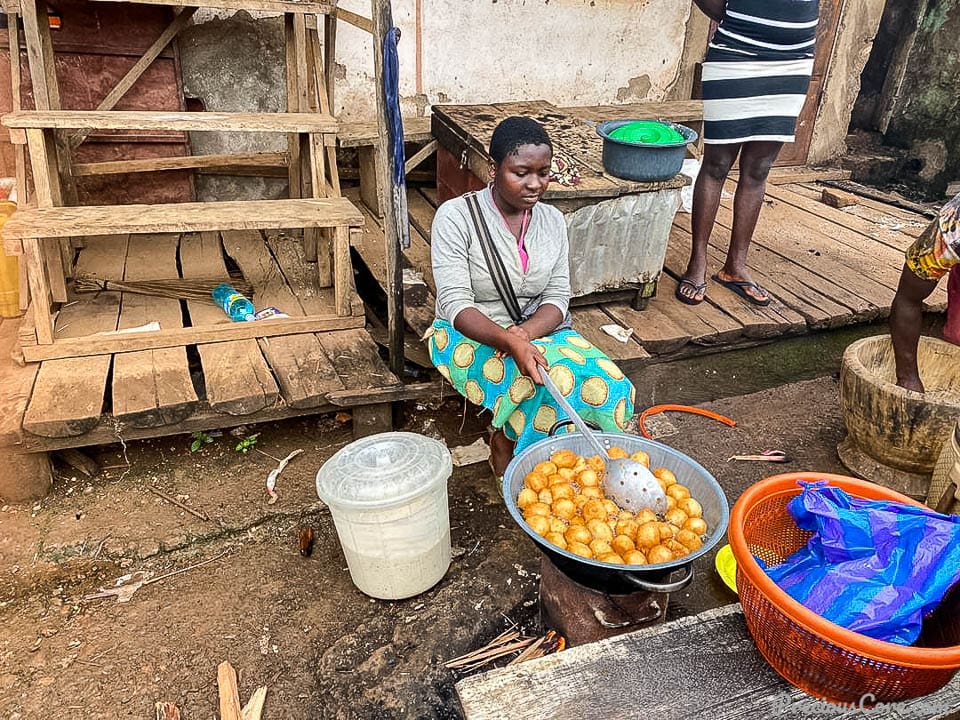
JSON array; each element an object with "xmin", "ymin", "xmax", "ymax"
[{"xmin": 431, "ymin": 100, "xmax": 689, "ymax": 308}]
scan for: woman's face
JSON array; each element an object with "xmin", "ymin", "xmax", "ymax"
[{"xmin": 491, "ymin": 143, "xmax": 552, "ymax": 213}]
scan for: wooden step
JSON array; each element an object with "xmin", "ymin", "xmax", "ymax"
[
  {"xmin": 2, "ymin": 198, "xmax": 363, "ymax": 244},
  {"xmin": 2, "ymin": 110, "xmax": 337, "ymax": 134}
]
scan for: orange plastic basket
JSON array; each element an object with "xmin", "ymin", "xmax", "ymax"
[{"xmin": 729, "ymin": 472, "xmax": 960, "ymax": 704}]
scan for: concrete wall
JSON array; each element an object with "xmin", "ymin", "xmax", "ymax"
[
  {"xmin": 182, "ymin": 1, "xmax": 693, "ymax": 123},
  {"xmin": 881, "ymin": 0, "xmax": 960, "ymax": 194},
  {"xmin": 178, "ymin": 2, "xmax": 694, "ymax": 199}
]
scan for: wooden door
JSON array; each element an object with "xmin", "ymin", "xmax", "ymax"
[{"xmin": 775, "ymin": 0, "xmax": 841, "ymax": 166}]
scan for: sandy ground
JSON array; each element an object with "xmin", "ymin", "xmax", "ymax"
[{"xmin": 0, "ymin": 376, "xmax": 852, "ymax": 719}]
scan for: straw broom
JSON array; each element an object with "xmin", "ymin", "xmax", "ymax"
[{"xmin": 74, "ymin": 273, "xmax": 254, "ymax": 302}]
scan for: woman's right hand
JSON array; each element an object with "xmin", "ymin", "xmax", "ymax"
[{"xmin": 506, "ymin": 335, "xmax": 548, "ymax": 384}]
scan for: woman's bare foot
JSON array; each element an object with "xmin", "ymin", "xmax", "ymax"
[{"xmin": 489, "ymin": 429, "xmax": 515, "ymax": 477}]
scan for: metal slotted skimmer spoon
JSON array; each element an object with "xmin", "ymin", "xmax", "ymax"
[{"xmin": 539, "ymin": 368, "xmax": 667, "ymax": 514}]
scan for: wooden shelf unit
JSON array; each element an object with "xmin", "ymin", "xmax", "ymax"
[{"xmin": 4, "ymin": 1, "xmax": 360, "ymax": 358}]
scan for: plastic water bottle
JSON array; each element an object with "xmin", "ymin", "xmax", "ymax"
[{"xmin": 212, "ymin": 283, "xmax": 255, "ymax": 322}]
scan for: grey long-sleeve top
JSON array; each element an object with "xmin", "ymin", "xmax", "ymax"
[{"xmin": 431, "ymin": 186, "xmax": 570, "ymax": 328}]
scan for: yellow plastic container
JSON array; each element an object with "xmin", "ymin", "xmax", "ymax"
[{"xmin": 0, "ymin": 201, "xmax": 22, "ymax": 318}]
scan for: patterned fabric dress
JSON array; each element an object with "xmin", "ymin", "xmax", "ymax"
[
  {"xmin": 426, "ymin": 321, "xmax": 635, "ymax": 453},
  {"xmin": 905, "ymin": 192, "xmax": 960, "ymax": 344},
  {"xmin": 702, "ymin": 0, "xmax": 819, "ymax": 144}
]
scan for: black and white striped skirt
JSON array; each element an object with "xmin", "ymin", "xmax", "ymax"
[{"xmin": 701, "ymin": 58, "xmax": 814, "ymax": 144}]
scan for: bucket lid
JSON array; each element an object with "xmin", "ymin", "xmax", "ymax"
[
  {"xmin": 608, "ymin": 120, "xmax": 685, "ymax": 145},
  {"xmin": 316, "ymin": 432, "xmax": 452, "ymax": 508}
]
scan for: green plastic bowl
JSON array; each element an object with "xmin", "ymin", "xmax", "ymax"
[{"xmin": 608, "ymin": 120, "xmax": 685, "ymax": 146}]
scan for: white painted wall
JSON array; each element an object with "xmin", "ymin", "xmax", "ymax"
[{"xmin": 192, "ymin": 1, "xmax": 693, "ymax": 122}]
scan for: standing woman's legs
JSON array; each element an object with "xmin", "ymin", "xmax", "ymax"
[
  {"xmin": 715, "ymin": 140, "xmax": 783, "ymax": 303},
  {"xmin": 679, "ymin": 142, "xmax": 741, "ymax": 302}
]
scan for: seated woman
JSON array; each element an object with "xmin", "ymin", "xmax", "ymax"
[{"xmin": 425, "ymin": 116, "xmax": 636, "ymax": 478}]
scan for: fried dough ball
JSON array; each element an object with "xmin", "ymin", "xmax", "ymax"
[
  {"xmin": 678, "ymin": 497, "xmax": 703, "ymax": 519},
  {"xmin": 602, "ymin": 499, "xmax": 620, "ymax": 516},
  {"xmin": 551, "ymin": 449, "xmax": 578, "ymax": 469},
  {"xmin": 523, "ymin": 502, "xmax": 551, "ymax": 519},
  {"xmin": 568, "ymin": 515, "xmax": 586, "ymax": 526},
  {"xmin": 590, "ymin": 539, "xmax": 614, "ymax": 557},
  {"xmin": 567, "ymin": 541, "xmax": 593, "ymax": 559},
  {"xmin": 666, "ymin": 484, "xmax": 691, "ymax": 501},
  {"xmin": 617, "ymin": 510, "xmax": 634, "ymax": 521},
  {"xmin": 538, "ymin": 488, "xmax": 554, "ymax": 506},
  {"xmin": 524, "ymin": 472, "xmax": 549, "ymax": 493},
  {"xmin": 623, "ymin": 550, "xmax": 648, "ymax": 565},
  {"xmin": 565, "ymin": 525, "xmax": 593, "ymax": 546},
  {"xmin": 534, "ymin": 461, "xmax": 558, "ymax": 477},
  {"xmin": 578, "ymin": 469, "xmax": 600, "ymax": 487},
  {"xmin": 574, "ymin": 494, "xmax": 591, "ymax": 509},
  {"xmin": 664, "ymin": 508, "xmax": 689, "ymax": 528},
  {"xmin": 551, "ymin": 483, "xmax": 575, "ymax": 501},
  {"xmin": 676, "ymin": 529, "xmax": 703, "ymax": 552},
  {"xmin": 547, "ymin": 473, "xmax": 567, "ymax": 487},
  {"xmin": 558, "ymin": 467, "xmax": 577, "ymax": 481},
  {"xmin": 664, "ymin": 539, "xmax": 689, "ymax": 559},
  {"xmin": 683, "ymin": 517, "xmax": 708, "ymax": 536},
  {"xmin": 608, "ymin": 446, "xmax": 629, "ymax": 460},
  {"xmin": 517, "ymin": 488, "xmax": 538, "ymax": 509},
  {"xmin": 587, "ymin": 518, "xmax": 614, "ymax": 542},
  {"xmin": 611, "ymin": 534, "xmax": 635, "ymax": 556},
  {"xmin": 597, "ymin": 553, "xmax": 624, "ymax": 565},
  {"xmin": 586, "ymin": 455, "xmax": 606, "ymax": 475},
  {"xmin": 552, "ymin": 498, "xmax": 577, "ymax": 521},
  {"xmin": 635, "ymin": 521, "xmax": 661, "ymax": 551},
  {"xmin": 665, "ymin": 495, "xmax": 677, "ymax": 511},
  {"xmin": 582, "ymin": 499, "xmax": 607, "ymax": 522},
  {"xmin": 647, "ymin": 544, "xmax": 674, "ymax": 565},
  {"xmin": 652, "ymin": 467, "xmax": 677, "ymax": 487},
  {"xmin": 615, "ymin": 519, "xmax": 639, "ymax": 540},
  {"xmin": 526, "ymin": 515, "xmax": 550, "ymax": 536},
  {"xmin": 637, "ymin": 508, "xmax": 658, "ymax": 526},
  {"xmin": 658, "ymin": 522, "xmax": 678, "ymax": 541},
  {"xmin": 581, "ymin": 486, "xmax": 604, "ymax": 499},
  {"xmin": 544, "ymin": 531, "xmax": 567, "ymax": 550},
  {"xmin": 630, "ymin": 450, "xmax": 651, "ymax": 468}
]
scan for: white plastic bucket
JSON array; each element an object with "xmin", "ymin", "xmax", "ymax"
[{"xmin": 316, "ymin": 432, "xmax": 452, "ymax": 600}]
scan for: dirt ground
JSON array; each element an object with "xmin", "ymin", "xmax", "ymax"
[{"xmin": 0, "ymin": 375, "xmax": 852, "ymax": 719}]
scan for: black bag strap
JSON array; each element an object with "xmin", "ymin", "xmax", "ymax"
[{"xmin": 465, "ymin": 191, "xmax": 524, "ymax": 324}]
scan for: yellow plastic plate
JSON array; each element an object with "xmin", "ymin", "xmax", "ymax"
[{"xmin": 715, "ymin": 543, "xmax": 738, "ymax": 594}]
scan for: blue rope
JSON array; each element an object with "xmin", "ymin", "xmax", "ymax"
[{"xmin": 382, "ymin": 27, "xmax": 406, "ymax": 188}]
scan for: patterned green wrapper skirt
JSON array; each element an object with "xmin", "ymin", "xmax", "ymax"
[{"xmin": 425, "ymin": 319, "xmax": 635, "ymax": 452}]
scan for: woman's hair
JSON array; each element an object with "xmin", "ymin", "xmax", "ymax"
[{"xmin": 489, "ymin": 116, "xmax": 552, "ymax": 163}]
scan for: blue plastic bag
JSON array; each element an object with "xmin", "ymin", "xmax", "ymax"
[{"xmin": 764, "ymin": 481, "xmax": 960, "ymax": 645}]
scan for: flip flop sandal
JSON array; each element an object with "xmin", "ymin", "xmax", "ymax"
[
  {"xmin": 675, "ymin": 278, "xmax": 707, "ymax": 306},
  {"xmin": 711, "ymin": 274, "xmax": 771, "ymax": 307}
]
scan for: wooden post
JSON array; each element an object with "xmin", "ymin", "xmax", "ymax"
[
  {"xmin": 0, "ymin": 451, "xmax": 52, "ymax": 502},
  {"xmin": 371, "ymin": 0, "xmax": 405, "ymax": 378}
]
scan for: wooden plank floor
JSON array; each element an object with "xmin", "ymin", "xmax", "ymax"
[
  {"xmin": 3, "ymin": 229, "xmax": 402, "ymax": 451},
  {"xmin": 385, "ymin": 180, "xmax": 947, "ymax": 374}
]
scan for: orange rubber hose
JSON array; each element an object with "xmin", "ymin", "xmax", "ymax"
[{"xmin": 638, "ymin": 404, "xmax": 737, "ymax": 439}]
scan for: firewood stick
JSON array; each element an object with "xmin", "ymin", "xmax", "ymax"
[
  {"xmin": 147, "ymin": 485, "xmax": 210, "ymax": 521},
  {"xmin": 217, "ymin": 662, "xmax": 244, "ymax": 720}
]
